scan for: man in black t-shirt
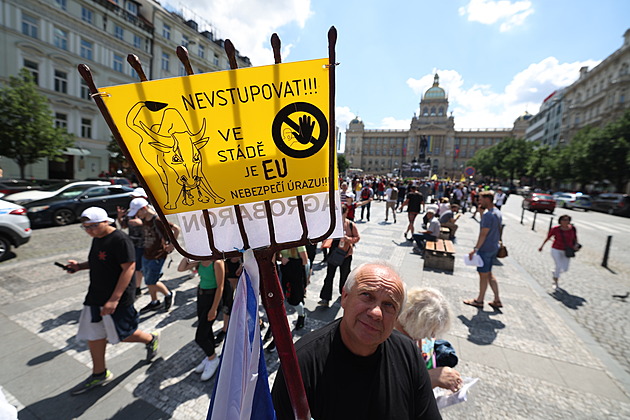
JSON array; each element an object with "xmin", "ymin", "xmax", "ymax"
[
  {"xmin": 66, "ymin": 207, "xmax": 159, "ymax": 396},
  {"xmin": 272, "ymin": 263, "xmax": 441, "ymax": 420}
]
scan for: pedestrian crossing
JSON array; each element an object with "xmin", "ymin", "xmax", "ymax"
[{"xmin": 501, "ymin": 211, "xmax": 630, "ymax": 234}]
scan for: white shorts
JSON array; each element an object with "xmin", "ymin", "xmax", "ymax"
[{"xmin": 76, "ymin": 306, "xmax": 121, "ymax": 344}]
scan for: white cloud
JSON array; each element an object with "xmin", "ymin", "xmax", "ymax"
[
  {"xmin": 380, "ymin": 117, "xmax": 411, "ymax": 129},
  {"xmin": 458, "ymin": 0, "xmax": 534, "ymax": 32},
  {"xmin": 406, "ymin": 58, "xmax": 600, "ymax": 129},
  {"xmin": 169, "ymin": 0, "xmax": 313, "ymax": 65}
]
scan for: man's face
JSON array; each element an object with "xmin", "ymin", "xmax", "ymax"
[
  {"xmin": 479, "ymin": 195, "xmax": 492, "ymax": 209},
  {"xmin": 82, "ymin": 221, "xmax": 109, "ymax": 238},
  {"xmin": 340, "ymin": 265, "xmax": 405, "ymax": 356},
  {"xmin": 426, "ymin": 212, "xmax": 434, "ymax": 220},
  {"xmin": 341, "ymin": 183, "xmax": 348, "ymax": 191}
]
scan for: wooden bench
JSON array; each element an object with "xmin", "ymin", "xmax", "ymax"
[
  {"xmin": 424, "ymin": 239, "xmax": 456, "ymax": 271},
  {"xmin": 439, "ymin": 227, "xmax": 451, "ymax": 240}
]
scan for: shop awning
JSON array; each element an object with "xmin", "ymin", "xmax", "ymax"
[{"xmin": 64, "ymin": 147, "xmax": 92, "ymax": 156}]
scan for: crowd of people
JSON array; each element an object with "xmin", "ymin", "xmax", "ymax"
[{"xmin": 59, "ymin": 175, "xmax": 583, "ymax": 418}]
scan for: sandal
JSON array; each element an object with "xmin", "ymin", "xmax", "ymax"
[
  {"xmin": 489, "ymin": 301, "xmax": 503, "ymax": 309},
  {"xmin": 463, "ymin": 299, "xmax": 484, "ymax": 308}
]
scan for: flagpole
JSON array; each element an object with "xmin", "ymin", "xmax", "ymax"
[{"xmin": 256, "ymin": 248, "xmax": 311, "ymax": 420}]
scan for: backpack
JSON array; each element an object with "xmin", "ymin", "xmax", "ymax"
[
  {"xmin": 390, "ymin": 188, "xmax": 398, "ymax": 201},
  {"xmin": 361, "ymin": 188, "xmax": 370, "ymax": 200}
]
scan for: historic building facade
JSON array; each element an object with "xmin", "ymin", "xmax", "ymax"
[
  {"xmin": 559, "ymin": 29, "xmax": 630, "ymax": 144},
  {"xmin": 0, "ymin": 0, "xmax": 250, "ymax": 179},
  {"xmin": 525, "ymin": 29, "xmax": 630, "ymax": 148},
  {"xmin": 344, "ymin": 74, "xmax": 528, "ymax": 178}
]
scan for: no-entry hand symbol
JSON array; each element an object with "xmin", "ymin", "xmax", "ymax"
[{"xmin": 272, "ymin": 102, "xmax": 328, "ymax": 158}]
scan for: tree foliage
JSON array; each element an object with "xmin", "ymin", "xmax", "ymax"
[
  {"xmin": 470, "ymin": 111, "xmax": 630, "ymax": 191},
  {"xmin": 337, "ymin": 153, "xmax": 349, "ymax": 174},
  {"xmin": 0, "ymin": 69, "xmax": 74, "ymax": 178}
]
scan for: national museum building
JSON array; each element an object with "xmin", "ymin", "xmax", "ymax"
[{"xmin": 344, "ymin": 74, "xmax": 529, "ymax": 178}]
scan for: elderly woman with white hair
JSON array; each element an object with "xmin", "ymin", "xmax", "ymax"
[{"xmin": 395, "ymin": 287, "xmax": 463, "ymax": 392}]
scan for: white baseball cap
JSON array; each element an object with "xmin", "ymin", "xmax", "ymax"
[
  {"xmin": 128, "ymin": 197, "xmax": 149, "ymax": 217},
  {"xmin": 131, "ymin": 187, "xmax": 147, "ymax": 198},
  {"xmin": 80, "ymin": 207, "xmax": 115, "ymax": 224},
  {"xmin": 425, "ymin": 206, "xmax": 438, "ymax": 214}
]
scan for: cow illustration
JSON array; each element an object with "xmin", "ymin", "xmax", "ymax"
[{"xmin": 126, "ymin": 101, "xmax": 225, "ymax": 210}]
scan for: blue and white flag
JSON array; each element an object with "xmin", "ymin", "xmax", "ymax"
[{"xmin": 207, "ymin": 249, "xmax": 276, "ymax": 420}]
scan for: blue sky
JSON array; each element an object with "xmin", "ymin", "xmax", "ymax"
[{"xmin": 180, "ymin": 0, "xmax": 629, "ymax": 146}]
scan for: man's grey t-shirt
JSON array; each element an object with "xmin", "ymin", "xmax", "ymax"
[{"xmin": 478, "ymin": 207, "xmax": 502, "ymax": 254}]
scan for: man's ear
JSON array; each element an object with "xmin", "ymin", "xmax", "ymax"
[{"xmin": 340, "ymin": 288, "xmax": 348, "ymax": 309}]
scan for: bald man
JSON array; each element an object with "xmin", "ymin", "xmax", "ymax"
[{"xmin": 272, "ymin": 263, "xmax": 441, "ymax": 420}]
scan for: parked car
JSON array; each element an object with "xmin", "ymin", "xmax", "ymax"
[
  {"xmin": 522, "ymin": 192, "xmax": 556, "ymax": 213},
  {"xmin": 591, "ymin": 193, "xmax": 630, "ymax": 217},
  {"xmin": 4, "ymin": 180, "xmax": 109, "ymax": 205},
  {"xmin": 0, "ymin": 199, "xmax": 31, "ymax": 260},
  {"xmin": 25, "ymin": 185, "xmax": 134, "ymax": 226},
  {"xmin": 553, "ymin": 193, "xmax": 580, "ymax": 209},
  {"xmin": 0, "ymin": 179, "xmax": 41, "ymax": 197},
  {"xmin": 517, "ymin": 186, "xmax": 531, "ymax": 196},
  {"xmin": 569, "ymin": 195, "xmax": 593, "ymax": 211},
  {"xmin": 87, "ymin": 177, "xmax": 132, "ymax": 187}
]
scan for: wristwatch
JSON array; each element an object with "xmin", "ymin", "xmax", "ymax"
[{"xmin": 473, "ymin": 247, "xmax": 479, "ymax": 252}]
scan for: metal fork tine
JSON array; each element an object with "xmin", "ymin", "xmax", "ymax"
[
  {"xmin": 176, "ymin": 46, "xmax": 194, "ymax": 75},
  {"xmin": 126, "ymin": 54, "xmax": 148, "ymax": 81}
]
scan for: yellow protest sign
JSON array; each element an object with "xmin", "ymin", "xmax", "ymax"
[{"xmin": 99, "ymin": 58, "xmax": 333, "ymax": 214}]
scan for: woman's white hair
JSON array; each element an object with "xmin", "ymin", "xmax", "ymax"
[{"xmin": 397, "ymin": 287, "xmax": 452, "ymax": 340}]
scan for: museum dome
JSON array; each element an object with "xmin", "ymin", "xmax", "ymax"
[{"xmin": 424, "ymin": 74, "xmax": 446, "ymax": 100}]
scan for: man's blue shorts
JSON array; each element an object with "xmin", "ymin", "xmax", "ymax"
[
  {"xmin": 477, "ymin": 251, "xmax": 498, "ymax": 273},
  {"xmin": 142, "ymin": 257, "xmax": 166, "ymax": 285}
]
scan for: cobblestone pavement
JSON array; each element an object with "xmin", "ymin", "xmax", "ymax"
[{"xmin": 1, "ymin": 199, "xmax": 629, "ymax": 419}]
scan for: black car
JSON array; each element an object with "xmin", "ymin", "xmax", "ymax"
[
  {"xmin": 0, "ymin": 179, "xmax": 41, "ymax": 196},
  {"xmin": 591, "ymin": 193, "xmax": 630, "ymax": 217},
  {"xmin": 25, "ymin": 185, "xmax": 134, "ymax": 226}
]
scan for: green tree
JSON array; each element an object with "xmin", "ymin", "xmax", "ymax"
[
  {"xmin": 493, "ymin": 137, "xmax": 533, "ymax": 182},
  {"xmin": 0, "ymin": 68, "xmax": 74, "ymax": 178},
  {"xmin": 599, "ymin": 109, "xmax": 630, "ymax": 191},
  {"xmin": 467, "ymin": 146, "xmax": 498, "ymax": 179},
  {"xmin": 337, "ymin": 153, "xmax": 349, "ymax": 174}
]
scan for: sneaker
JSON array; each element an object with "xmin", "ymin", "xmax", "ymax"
[
  {"xmin": 266, "ymin": 340, "xmax": 276, "ymax": 352},
  {"xmin": 295, "ymin": 315, "xmax": 305, "ymax": 330},
  {"xmin": 146, "ymin": 332, "xmax": 159, "ymax": 361},
  {"xmin": 164, "ymin": 291, "xmax": 175, "ymax": 312},
  {"xmin": 70, "ymin": 370, "xmax": 114, "ymax": 395},
  {"xmin": 139, "ymin": 300, "xmax": 162, "ymax": 313},
  {"xmin": 317, "ymin": 299, "xmax": 329, "ymax": 307},
  {"xmin": 214, "ymin": 330, "xmax": 226, "ymax": 344},
  {"xmin": 200, "ymin": 357, "xmax": 220, "ymax": 381},
  {"xmin": 194, "ymin": 357, "xmax": 209, "ymax": 373}
]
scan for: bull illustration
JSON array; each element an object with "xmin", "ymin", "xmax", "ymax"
[{"xmin": 126, "ymin": 101, "xmax": 225, "ymax": 210}]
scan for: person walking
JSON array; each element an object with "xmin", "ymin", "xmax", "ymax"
[
  {"xmin": 318, "ymin": 204, "xmax": 360, "ymax": 307},
  {"xmin": 494, "ymin": 189, "xmax": 507, "ymax": 210},
  {"xmin": 538, "ymin": 215, "xmax": 580, "ymax": 289},
  {"xmin": 116, "ymin": 187, "xmax": 148, "ymax": 298},
  {"xmin": 401, "ymin": 185, "xmax": 423, "ymax": 240},
  {"xmin": 66, "ymin": 207, "xmax": 159, "ymax": 395},
  {"xmin": 464, "ymin": 191, "xmax": 503, "ymax": 309},
  {"xmin": 127, "ymin": 198, "xmax": 179, "ymax": 313},
  {"xmin": 384, "ymin": 182, "xmax": 398, "ymax": 223},
  {"xmin": 177, "ymin": 257, "xmax": 225, "ymax": 380},
  {"xmin": 277, "ymin": 246, "xmax": 310, "ymax": 330},
  {"xmin": 359, "ymin": 183, "xmax": 374, "ymax": 221}
]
